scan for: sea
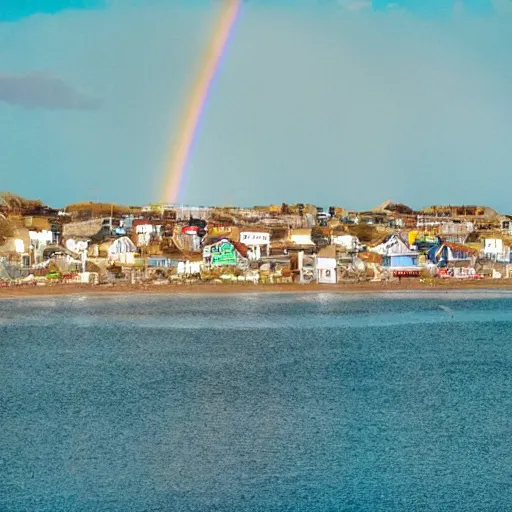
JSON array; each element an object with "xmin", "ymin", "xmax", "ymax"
[{"xmin": 2, "ymin": 290, "xmax": 512, "ymax": 511}]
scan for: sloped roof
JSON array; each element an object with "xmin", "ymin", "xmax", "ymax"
[
  {"xmin": 232, "ymin": 240, "xmax": 249, "ymax": 258},
  {"xmin": 239, "ymin": 226, "xmax": 270, "ymax": 233},
  {"xmin": 443, "ymin": 241, "xmax": 478, "ymax": 254},
  {"xmin": 290, "ymin": 228, "xmax": 312, "ymax": 236},
  {"xmin": 317, "ymin": 245, "xmax": 336, "ymax": 259},
  {"xmin": 43, "ymin": 245, "xmax": 80, "ymax": 260},
  {"xmin": 204, "ymin": 238, "xmax": 249, "ymax": 258}
]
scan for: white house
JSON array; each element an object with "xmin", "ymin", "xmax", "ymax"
[
  {"xmin": 290, "ymin": 229, "xmax": 314, "ymax": 246},
  {"xmin": 484, "ymin": 238, "xmax": 511, "ymax": 262},
  {"xmin": 372, "ymin": 234, "xmax": 411, "ymax": 256},
  {"xmin": 66, "ymin": 238, "xmax": 89, "ymax": 254},
  {"xmin": 316, "ymin": 246, "xmax": 337, "ymax": 284},
  {"xmin": 107, "ymin": 236, "xmax": 138, "ymax": 262},
  {"xmin": 29, "ymin": 230, "xmax": 54, "ymax": 255},
  {"xmin": 239, "ymin": 230, "xmax": 270, "ymax": 260},
  {"xmin": 331, "ymin": 234, "xmax": 362, "ymax": 252},
  {"xmin": 372, "ymin": 234, "xmax": 419, "ymax": 274},
  {"xmin": 135, "ymin": 223, "xmax": 162, "ymax": 246},
  {"xmin": 499, "ymin": 216, "xmax": 512, "ymax": 235},
  {"xmin": 177, "ymin": 261, "xmax": 202, "ymax": 276}
]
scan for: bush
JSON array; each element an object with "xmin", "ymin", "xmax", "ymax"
[{"xmin": 0, "ymin": 217, "xmax": 13, "ymax": 245}]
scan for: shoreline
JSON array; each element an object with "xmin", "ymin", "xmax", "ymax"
[{"xmin": 2, "ymin": 279, "xmax": 512, "ymax": 299}]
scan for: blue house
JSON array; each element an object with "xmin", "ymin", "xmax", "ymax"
[
  {"xmin": 382, "ymin": 253, "xmax": 419, "ymax": 268},
  {"xmin": 147, "ymin": 256, "xmax": 171, "ymax": 268},
  {"xmin": 375, "ymin": 234, "xmax": 420, "ymax": 276},
  {"xmin": 427, "ymin": 242, "xmax": 475, "ymax": 266}
]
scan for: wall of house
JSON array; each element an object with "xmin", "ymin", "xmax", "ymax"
[
  {"xmin": 239, "ymin": 232, "xmax": 270, "ymax": 245},
  {"xmin": 66, "ymin": 239, "xmax": 89, "ymax": 253},
  {"xmin": 30, "ymin": 229, "xmax": 56, "ymax": 263},
  {"xmin": 135, "ymin": 224, "xmax": 162, "ymax": 246},
  {"xmin": 240, "ymin": 232, "xmax": 270, "ymax": 258},
  {"xmin": 484, "ymin": 238, "xmax": 510, "ymax": 262},
  {"xmin": 331, "ymin": 235, "xmax": 360, "ymax": 251},
  {"xmin": 318, "ymin": 268, "xmax": 337, "ymax": 284},
  {"xmin": 316, "ymin": 256, "xmax": 336, "ymax": 270},
  {"xmin": 108, "ymin": 237, "xmax": 137, "ymax": 260},
  {"xmin": 316, "ymin": 256, "xmax": 337, "ymax": 283},
  {"xmin": 485, "ymin": 238, "xmax": 503, "ymax": 254},
  {"xmin": 177, "ymin": 261, "xmax": 202, "ymax": 275},
  {"xmin": 148, "ymin": 257, "xmax": 169, "ymax": 268},
  {"xmin": 291, "ymin": 235, "xmax": 314, "ymax": 245},
  {"xmin": 246, "ymin": 246, "xmax": 262, "ymax": 260},
  {"xmin": 500, "ymin": 219, "xmax": 512, "ymax": 234},
  {"xmin": 117, "ymin": 253, "xmax": 136, "ymax": 265},
  {"xmin": 383, "ymin": 255, "xmax": 418, "ymax": 267}
]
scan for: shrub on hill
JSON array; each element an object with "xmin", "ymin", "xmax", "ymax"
[
  {"xmin": 0, "ymin": 217, "xmax": 14, "ymax": 245},
  {"xmin": 0, "ymin": 192, "xmax": 43, "ymax": 212}
]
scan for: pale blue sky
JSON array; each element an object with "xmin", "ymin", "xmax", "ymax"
[{"xmin": 1, "ymin": 0, "xmax": 511, "ymax": 210}]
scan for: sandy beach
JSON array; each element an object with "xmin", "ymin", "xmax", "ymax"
[{"xmin": 2, "ymin": 278, "xmax": 512, "ymax": 299}]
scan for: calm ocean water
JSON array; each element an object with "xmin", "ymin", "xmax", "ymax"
[{"xmin": 2, "ymin": 291, "xmax": 512, "ymax": 511}]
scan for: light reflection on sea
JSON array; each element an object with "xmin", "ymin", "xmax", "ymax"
[{"xmin": 2, "ymin": 290, "xmax": 512, "ymax": 329}]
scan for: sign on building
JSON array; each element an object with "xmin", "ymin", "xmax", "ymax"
[{"xmin": 240, "ymin": 232, "xmax": 270, "ymax": 245}]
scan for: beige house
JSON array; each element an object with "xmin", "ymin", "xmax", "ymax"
[
  {"xmin": 289, "ymin": 229, "xmax": 314, "ymax": 246},
  {"xmin": 0, "ymin": 225, "xmax": 31, "ymax": 265}
]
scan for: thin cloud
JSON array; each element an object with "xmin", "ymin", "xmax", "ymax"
[{"xmin": 0, "ymin": 72, "xmax": 101, "ymax": 110}]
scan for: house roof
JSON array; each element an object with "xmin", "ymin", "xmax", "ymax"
[
  {"xmin": 232, "ymin": 240, "xmax": 249, "ymax": 258},
  {"xmin": 290, "ymin": 228, "xmax": 312, "ymax": 236},
  {"xmin": 239, "ymin": 226, "xmax": 270, "ymax": 233},
  {"xmin": 132, "ymin": 219, "xmax": 163, "ymax": 227},
  {"xmin": 317, "ymin": 245, "xmax": 336, "ymax": 259},
  {"xmin": 43, "ymin": 245, "xmax": 79, "ymax": 259},
  {"xmin": 204, "ymin": 238, "xmax": 249, "ymax": 258},
  {"xmin": 443, "ymin": 241, "xmax": 478, "ymax": 254}
]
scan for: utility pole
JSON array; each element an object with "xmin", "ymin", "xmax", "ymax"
[
  {"xmin": 81, "ymin": 249, "xmax": 87, "ymax": 274},
  {"xmin": 143, "ymin": 246, "xmax": 147, "ymax": 280}
]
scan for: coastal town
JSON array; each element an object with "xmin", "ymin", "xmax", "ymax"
[{"xmin": 1, "ymin": 192, "xmax": 512, "ymax": 292}]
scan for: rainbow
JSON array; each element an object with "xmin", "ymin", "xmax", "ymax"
[{"xmin": 161, "ymin": 0, "xmax": 242, "ymax": 204}]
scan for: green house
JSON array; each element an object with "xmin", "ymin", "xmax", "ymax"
[{"xmin": 204, "ymin": 240, "xmax": 238, "ymax": 267}]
